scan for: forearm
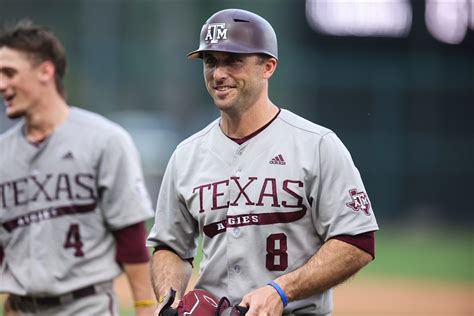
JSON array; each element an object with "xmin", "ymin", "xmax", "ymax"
[
  {"xmin": 150, "ymin": 249, "xmax": 193, "ymax": 305},
  {"xmin": 123, "ymin": 262, "xmax": 156, "ymax": 315},
  {"xmin": 276, "ymin": 239, "xmax": 373, "ymax": 302},
  {"xmin": 123, "ymin": 262, "xmax": 155, "ymax": 300}
]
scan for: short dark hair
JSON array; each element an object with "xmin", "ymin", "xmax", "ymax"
[
  {"xmin": 0, "ymin": 19, "xmax": 67, "ymax": 97},
  {"xmin": 256, "ymin": 53, "xmax": 272, "ymax": 65}
]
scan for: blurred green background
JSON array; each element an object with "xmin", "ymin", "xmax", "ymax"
[{"xmin": 1, "ymin": 0, "xmax": 473, "ymax": 315}]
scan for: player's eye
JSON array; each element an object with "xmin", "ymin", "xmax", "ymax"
[
  {"xmin": 203, "ymin": 57, "xmax": 217, "ymax": 68},
  {"xmin": 0, "ymin": 68, "xmax": 16, "ymax": 78}
]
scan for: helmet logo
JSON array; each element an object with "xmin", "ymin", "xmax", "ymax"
[{"xmin": 205, "ymin": 23, "xmax": 228, "ymax": 43}]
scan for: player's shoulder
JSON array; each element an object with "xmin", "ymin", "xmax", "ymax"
[
  {"xmin": 69, "ymin": 107, "xmax": 120, "ymax": 130},
  {"xmin": 0, "ymin": 120, "xmax": 24, "ymax": 144},
  {"xmin": 68, "ymin": 106, "xmax": 131, "ymax": 139},
  {"xmin": 277, "ymin": 109, "xmax": 333, "ymax": 137},
  {"xmin": 175, "ymin": 117, "xmax": 220, "ymax": 150}
]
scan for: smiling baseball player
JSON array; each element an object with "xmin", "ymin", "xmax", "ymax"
[
  {"xmin": 148, "ymin": 9, "xmax": 379, "ymax": 316},
  {"xmin": 0, "ymin": 20, "xmax": 156, "ymax": 315}
]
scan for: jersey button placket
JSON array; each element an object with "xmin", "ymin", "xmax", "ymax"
[
  {"xmin": 233, "ymin": 227, "xmax": 241, "ymax": 238},
  {"xmin": 233, "ymin": 265, "xmax": 241, "ymax": 274},
  {"xmin": 228, "ymin": 147, "xmax": 247, "ymax": 298}
]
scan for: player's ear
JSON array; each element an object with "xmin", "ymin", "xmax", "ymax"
[
  {"xmin": 262, "ymin": 57, "xmax": 278, "ymax": 79},
  {"xmin": 37, "ymin": 60, "xmax": 56, "ymax": 85}
]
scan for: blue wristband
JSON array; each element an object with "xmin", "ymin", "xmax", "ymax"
[{"xmin": 268, "ymin": 281, "xmax": 288, "ymax": 307}]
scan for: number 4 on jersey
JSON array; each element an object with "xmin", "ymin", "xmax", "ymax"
[{"xmin": 64, "ymin": 224, "xmax": 84, "ymax": 257}]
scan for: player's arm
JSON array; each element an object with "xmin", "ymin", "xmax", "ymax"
[
  {"xmin": 274, "ymin": 236, "xmax": 373, "ymax": 300},
  {"xmin": 113, "ymin": 222, "xmax": 156, "ymax": 316},
  {"xmin": 240, "ymin": 233, "xmax": 374, "ymax": 315},
  {"xmin": 150, "ymin": 247, "xmax": 193, "ymax": 312}
]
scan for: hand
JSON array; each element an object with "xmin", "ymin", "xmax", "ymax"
[{"xmin": 239, "ymin": 285, "xmax": 284, "ymax": 316}]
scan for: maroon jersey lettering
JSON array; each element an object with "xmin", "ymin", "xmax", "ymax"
[
  {"xmin": 31, "ymin": 175, "xmax": 53, "ymax": 202},
  {"xmin": 229, "ymin": 177, "xmax": 257, "ymax": 206},
  {"xmin": 256, "ymin": 178, "xmax": 280, "ymax": 207},
  {"xmin": 193, "ymin": 184, "xmax": 212, "ymax": 213},
  {"xmin": 282, "ymin": 180, "xmax": 304, "ymax": 208},
  {"xmin": 211, "ymin": 180, "xmax": 229, "ymax": 210},
  {"xmin": 55, "ymin": 173, "xmax": 73, "ymax": 200}
]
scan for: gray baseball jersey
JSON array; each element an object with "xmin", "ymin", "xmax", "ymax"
[
  {"xmin": 147, "ymin": 109, "xmax": 378, "ymax": 314},
  {"xmin": 0, "ymin": 107, "xmax": 153, "ymax": 297}
]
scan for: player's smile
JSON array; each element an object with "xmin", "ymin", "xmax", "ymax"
[
  {"xmin": 2, "ymin": 93, "xmax": 15, "ymax": 107},
  {"xmin": 215, "ymin": 85, "xmax": 233, "ymax": 92},
  {"xmin": 213, "ymin": 84, "xmax": 236, "ymax": 97},
  {"xmin": 1, "ymin": 82, "xmax": 26, "ymax": 118},
  {"xmin": 1, "ymin": 87, "xmax": 17, "ymax": 114}
]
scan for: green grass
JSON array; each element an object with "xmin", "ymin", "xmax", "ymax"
[{"xmin": 358, "ymin": 227, "xmax": 473, "ymax": 282}]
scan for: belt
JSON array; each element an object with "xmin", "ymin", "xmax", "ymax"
[{"xmin": 14, "ymin": 284, "xmax": 96, "ymax": 306}]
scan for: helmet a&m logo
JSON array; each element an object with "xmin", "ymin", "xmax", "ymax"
[
  {"xmin": 205, "ymin": 23, "xmax": 228, "ymax": 43},
  {"xmin": 346, "ymin": 188, "xmax": 371, "ymax": 216}
]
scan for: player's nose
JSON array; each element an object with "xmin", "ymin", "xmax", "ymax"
[{"xmin": 212, "ymin": 64, "xmax": 229, "ymax": 81}]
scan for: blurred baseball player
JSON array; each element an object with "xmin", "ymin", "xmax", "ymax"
[
  {"xmin": 0, "ymin": 20, "xmax": 156, "ymax": 315},
  {"xmin": 148, "ymin": 8, "xmax": 379, "ymax": 316}
]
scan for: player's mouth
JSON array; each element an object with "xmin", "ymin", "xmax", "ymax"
[
  {"xmin": 213, "ymin": 85, "xmax": 236, "ymax": 97},
  {"xmin": 3, "ymin": 94, "xmax": 15, "ymax": 107},
  {"xmin": 214, "ymin": 85, "xmax": 234, "ymax": 91}
]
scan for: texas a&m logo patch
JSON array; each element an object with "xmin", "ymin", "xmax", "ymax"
[
  {"xmin": 346, "ymin": 188, "xmax": 371, "ymax": 216},
  {"xmin": 205, "ymin": 23, "xmax": 228, "ymax": 43}
]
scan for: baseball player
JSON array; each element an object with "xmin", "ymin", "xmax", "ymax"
[
  {"xmin": 0, "ymin": 20, "xmax": 156, "ymax": 315},
  {"xmin": 147, "ymin": 8, "xmax": 379, "ymax": 316}
]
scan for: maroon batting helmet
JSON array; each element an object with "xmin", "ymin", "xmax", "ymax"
[{"xmin": 187, "ymin": 9, "xmax": 278, "ymax": 60}]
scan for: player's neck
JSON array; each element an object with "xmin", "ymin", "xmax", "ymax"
[
  {"xmin": 24, "ymin": 95, "xmax": 70, "ymax": 144},
  {"xmin": 220, "ymin": 100, "xmax": 279, "ymax": 139}
]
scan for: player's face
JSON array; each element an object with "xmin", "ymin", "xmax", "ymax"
[
  {"xmin": 203, "ymin": 52, "xmax": 268, "ymax": 113},
  {"xmin": 0, "ymin": 47, "xmax": 44, "ymax": 119}
]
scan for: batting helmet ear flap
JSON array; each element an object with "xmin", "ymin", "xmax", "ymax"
[{"xmin": 187, "ymin": 8, "xmax": 278, "ymax": 60}]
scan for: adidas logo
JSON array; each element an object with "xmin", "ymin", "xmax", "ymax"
[
  {"xmin": 62, "ymin": 151, "xmax": 74, "ymax": 160},
  {"xmin": 269, "ymin": 154, "xmax": 286, "ymax": 165}
]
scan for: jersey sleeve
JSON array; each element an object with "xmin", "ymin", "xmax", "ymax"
[
  {"xmin": 312, "ymin": 132, "xmax": 379, "ymax": 241},
  {"xmin": 146, "ymin": 151, "xmax": 199, "ymax": 259},
  {"xmin": 97, "ymin": 129, "xmax": 154, "ymax": 229},
  {"xmin": 113, "ymin": 222, "xmax": 150, "ymax": 263}
]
